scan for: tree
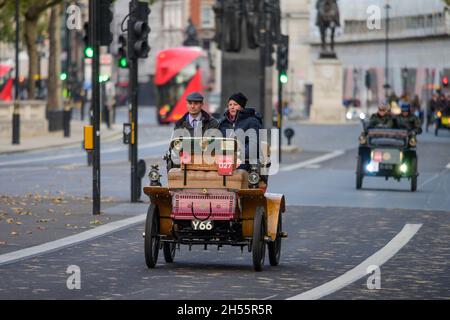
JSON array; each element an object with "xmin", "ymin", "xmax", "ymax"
[
  {"xmin": 23, "ymin": 0, "xmax": 64, "ymax": 99},
  {"xmin": 0, "ymin": 0, "xmax": 63, "ymax": 99}
]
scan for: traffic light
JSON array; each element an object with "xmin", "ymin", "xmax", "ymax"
[
  {"xmin": 128, "ymin": 1, "xmax": 151, "ymax": 60},
  {"xmin": 118, "ymin": 35, "xmax": 128, "ymax": 68},
  {"xmin": 277, "ymin": 35, "xmax": 289, "ymax": 71},
  {"xmin": 60, "ymin": 72, "xmax": 68, "ymax": 81},
  {"xmin": 83, "ymin": 22, "xmax": 94, "ymax": 58},
  {"xmin": 96, "ymin": 0, "xmax": 113, "ymax": 46},
  {"xmin": 443, "ymin": 76, "xmax": 449, "ymax": 88}
]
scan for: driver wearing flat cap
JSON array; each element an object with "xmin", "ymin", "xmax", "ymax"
[{"xmin": 174, "ymin": 92, "xmax": 219, "ymax": 135}]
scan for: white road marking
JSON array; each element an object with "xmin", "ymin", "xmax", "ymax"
[
  {"xmin": 280, "ymin": 150, "xmax": 345, "ymax": 172},
  {"xmin": 419, "ymin": 173, "xmax": 441, "ymax": 189},
  {"xmin": 0, "ymin": 140, "xmax": 169, "ymax": 167},
  {"xmin": 0, "ymin": 214, "xmax": 146, "ymax": 266},
  {"xmin": 287, "ymin": 223, "xmax": 422, "ymax": 300}
]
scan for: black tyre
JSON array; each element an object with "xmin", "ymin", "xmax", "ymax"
[
  {"xmin": 411, "ymin": 157, "xmax": 418, "ymax": 192},
  {"xmin": 144, "ymin": 204, "xmax": 160, "ymax": 268},
  {"xmin": 435, "ymin": 122, "xmax": 439, "ymax": 136},
  {"xmin": 163, "ymin": 242, "xmax": 176, "ymax": 263},
  {"xmin": 268, "ymin": 213, "xmax": 282, "ymax": 266},
  {"xmin": 356, "ymin": 156, "xmax": 364, "ymax": 190},
  {"xmin": 252, "ymin": 207, "xmax": 266, "ymax": 272}
]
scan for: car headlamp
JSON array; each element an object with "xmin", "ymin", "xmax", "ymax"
[
  {"xmin": 400, "ymin": 163, "xmax": 408, "ymax": 174},
  {"xmin": 173, "ymin": 139, "xmax": 182, "ymax": 151},
  {"xmin": 248, "ymin": 172, "xmax": 259, "ymax": 186},
  {"xmin": 359, "ymin": 134, "xmax": 367, "ymax": 145},
  {"xmin": 409, "ymin": 137, "xmax": 417, "ymax": 147},
  {"xmin": 148, "ymin": 165, "xmax": 161, "ymax": 186}
]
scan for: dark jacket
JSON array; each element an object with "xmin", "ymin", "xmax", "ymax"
[
  {"xmin": 218, "ymin": 108, "xmax": 263, "ymax": 168},
  {"xmin": 173, "ymin": 110, "xmax": 219, "ymax": 137},
  {"xmin": 395, "ymin": 114, "xmax": 422, "ymax": 135},
  {"xmin": 218, "ymin": 108, "xmax": 263, "ymax": 135}
]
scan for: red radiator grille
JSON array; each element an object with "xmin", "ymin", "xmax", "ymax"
[{"xmin": 171, "ymin": 191, "xmax": 236, "ymax": 221}]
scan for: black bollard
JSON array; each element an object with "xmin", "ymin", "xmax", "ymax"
[
  {"xmin": 63, "ymin": 107, "xmax": 71, "ymax": 137},
  {"xmin": 284, "ymin": 128, "xmax": 295, "ymax": 146}
]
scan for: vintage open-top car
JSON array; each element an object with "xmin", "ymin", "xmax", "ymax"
[
  {"xmin": 357, "ymin": 124, "xmax": 418, "ymax": 192},
  {"xmin": 143, "ymin": 137, "xmax": 287, "ymax": 271}
]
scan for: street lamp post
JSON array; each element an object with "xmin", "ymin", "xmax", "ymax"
[{"xmin": 384, "ymin": 3, "xmax": 391, "ymax": 99}]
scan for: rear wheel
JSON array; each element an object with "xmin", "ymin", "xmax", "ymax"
[
  {"xmin": 268, "ymin": 213, "xmax": 282, "ymax": 266},
  {"xmin": 411, "ymin": 157, "xmax": 418, "ymax": 192},
  {"xmin": 144, "ymin": 204, "xmax": 160, "ymax": 268},
  {"xmin": 356, "ymin": 156, "xmax": 364, "ymax": 190},
  {"xmin": 252, "ymin": 207, "xmax": 266, "ymax": 272},
  {"xmin": 163, "ymin": 242, "xmax": 176, "ymax": 263}
]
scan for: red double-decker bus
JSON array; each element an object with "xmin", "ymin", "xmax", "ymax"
[{"xmin": 154, "ymin": 47, "xmax": 210, "ymax": 124}]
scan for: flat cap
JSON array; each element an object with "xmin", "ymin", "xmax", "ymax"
[{"xmin": 186, "ymin": 92, "xmax": 204, "ymax": 102}]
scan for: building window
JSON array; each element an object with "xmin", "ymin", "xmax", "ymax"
[{"xmin": 201, "ymin": 5, "xmax": 214, "ymax": 28}]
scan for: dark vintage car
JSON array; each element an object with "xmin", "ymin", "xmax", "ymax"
[
  {"xmin": 356, "ymin": 123, "xmax": 418, "ymax": 192},
  {"xmin": 143, "ymin": 137, "xmax": 287, "ymax": 271}
]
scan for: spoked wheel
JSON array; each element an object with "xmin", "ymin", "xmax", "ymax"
[
  {"xmin": 144, "ymin": 204, "xmax": 160, "ymax": 268},
  {"xmin": 411, "ymin": 157, "xmax": 418, "ymax": 192},
  {"xmin": 268, "ymin": 213, "xmax": 282, "ymax": 266},
  {"xmin": 252, "ymin": 207, "xmax": 266, "ymax": 272},
  {"xmin": 163, "ymin": 242, "xmax": 176, "ymax": 263},
  {"xmin": 356, "ymin": 156, "xmax": 364, "ymax": 190}
]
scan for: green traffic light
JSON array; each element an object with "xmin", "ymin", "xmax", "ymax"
[
  {"xmin": 60, "ymin": 72, "xmax": 68, "ymax": 81},
  {"xmin": 280, "ymin": 72, "xmax": 288, "ymax": 84},
  {"xmin": 119, "ymin": 57, "xmax": 128, "ymax": 68},
  {"xmin": 84, "ymin": 46, "xmax": 94, "ymax": 58}
]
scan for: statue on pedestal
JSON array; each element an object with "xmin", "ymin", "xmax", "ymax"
[{"xmin": 315, "ymin": 0, "xmax": 340, "ymax": 59}]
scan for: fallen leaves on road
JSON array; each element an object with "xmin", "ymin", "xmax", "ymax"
[
  {"xmin": 0, "ymin": 241, "xmax": 6, "ymax": 245},
  {"xmin": 90, "ymin": 220, "xmax": 103, "ymax": 225},
  {"xmin": 15, "ymin": 221, "xmax": 23, "ymax": 225},
  {"xmin": 37, "ymin": 226, "xmax": 46, "ymax": 231},
  {"xmin": 10, "ymin": 231, "xmax": 19, "ymax": 236},
  {"xmin": 7, "ymin": 218, "xmax": 14, "ymax": 224},
  {"xmin": 48, "ymin": 209, "xmax": 54, "ymax": 213}
]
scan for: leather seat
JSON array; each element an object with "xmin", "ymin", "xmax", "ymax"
[{"xmin": 168, "ymin": 168, "xmax": 249, "ymax": 189}]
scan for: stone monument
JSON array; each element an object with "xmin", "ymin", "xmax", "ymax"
[{"xmin": 309, "ymin": 0, "xmax": 345, "ymax": 123}]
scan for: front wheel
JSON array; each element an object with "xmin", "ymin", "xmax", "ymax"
[
  {"xmin": 268, "ymin": 213, "xmax": 282, "ymax": 266},
  {"xmin": 163, "ymin": 242, "xmax": 176, "ymax": 263},
  {"xmin": 411, "ymin": 157, "xmax": 418, "ymax": 192},
  {"xmin": 356, "ymin": 156, "xmax": 364, "ymax": 190},
  {"xmin": 252, "ymin": 207, "xmax": 266, "ymax": 272},
  {"xmin": 144, "ymin": 204, "xmax": 160, "ymax": 268}
]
